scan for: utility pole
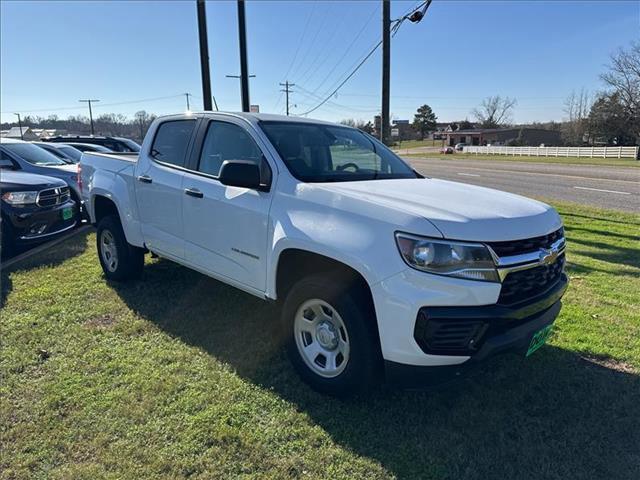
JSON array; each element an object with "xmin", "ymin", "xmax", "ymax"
[
  {"xmin": 79, "ymin": 99, "xmax": 100, "ymax": 135},
  {"xmin": 226, "ymin": 74, "xmax": 255, "ymax": 110},
  {"xmin": 196, "ymin": 0, "xmax": 213, "ymax": 110},
  {"xmin": 237, "ymin": 0, "xmax": 250, "ymax": 112},
  {"xmin": 14, "ymin": 113, "xmax": 23, "ymax": 140},
  {"xmin": 184, "ymin": 93, "xmax": 192, "ymax": 111},
  {"xmin": 279, "ymin": 81, "xmax": 295, "ymax": 116},
  {"xmin": 381, "ymin": 0, "xmax": 391, "ymax": 145}
]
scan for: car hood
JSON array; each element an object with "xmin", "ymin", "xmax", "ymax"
[
  {"xmin": 0, "ymin": 170, "xmax": 66, "ymax": 191},
  {"xmin": 316, "ymin": 178, "xmax": 562, "ymax": 241},
  {"xmin": 40, "ymin": 164, "xmax": 77, "ymax": 174}
]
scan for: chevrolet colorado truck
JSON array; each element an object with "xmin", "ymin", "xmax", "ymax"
[{"xmin": 80, "ymin": 112, "xmax": 568, "ymax": 396}]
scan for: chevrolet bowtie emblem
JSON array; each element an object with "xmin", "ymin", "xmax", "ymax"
[{"xmin": 539, "ymin": 246, "xmax": 560, "ymax": 265}]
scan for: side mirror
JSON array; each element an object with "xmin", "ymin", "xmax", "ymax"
[{"xmin": 218, "ymin": 160, "xmax": 267, "ymax": 191}]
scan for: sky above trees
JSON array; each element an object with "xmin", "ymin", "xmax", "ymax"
[{"xmin": 1, "ymin": 1, "xmax": 638, "ymax": 124}]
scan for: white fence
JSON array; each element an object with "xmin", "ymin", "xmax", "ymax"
[{"xmin": 463, "ymin": 145, "xmax": 639, "ymax": 159}]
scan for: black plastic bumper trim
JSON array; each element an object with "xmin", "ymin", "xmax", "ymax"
[
  {"xmin": 387, "ymin": 298, "xmax": 563, "ymax": 388},
  {"xmin": 413, "ymin": 274, "xmax": 568, "ymax": 356}
]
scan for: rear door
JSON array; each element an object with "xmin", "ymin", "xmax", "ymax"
[
  {"xmin": 135, "ymin": 118, "xmax": 198, "ymax": 260},
  {"xmin": 181, "ymin": 117, "xmax": 274, "ymax": 293}
]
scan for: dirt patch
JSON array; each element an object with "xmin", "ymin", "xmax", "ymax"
[
  {"xmin": 581, "ymin": 355, "xmax": 638, "ymax": 374},
  {"xmin": 84, "ymin": 314, "xmax": 117, "ymax": 329}
]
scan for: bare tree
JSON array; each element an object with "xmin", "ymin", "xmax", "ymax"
[
  {"xmin": 600, "ymin": 41, "xmax": 640, "ymax": 138},
  {"xmin": 563, "ymin": 88, "xmax": 592, "ymax": 145},
  {"xmin": 134, "ymin": 110, "xmax": 152, "ymax": 142},
  {"xmin": 472, "ymin": 96, "xmax": 517, "ymax": 128}
]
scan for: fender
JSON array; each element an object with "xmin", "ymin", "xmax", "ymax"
[
  {"xmin": 88, "ymin": 166, "xmax": 144, "ymax": 248},
  {"xmin": 264, "ymin": 179, "xmax": 444, "ymax": 300}
]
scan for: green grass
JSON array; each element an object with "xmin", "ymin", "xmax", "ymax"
[
  {"xmin": 1, "ymin": 202, "xmax": 639, "ymax": 479},
  {"xmin": 402, "ymin": 152, "xmax": 640, "ymax": 168}
]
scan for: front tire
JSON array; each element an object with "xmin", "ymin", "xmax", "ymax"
[
  {"xmin": 282, "ymin": 274, "xmax": 381, "ymax": 397},
  {"xmin": 96, "ymin": 215, "xmax": 144, "ymax": 281}
]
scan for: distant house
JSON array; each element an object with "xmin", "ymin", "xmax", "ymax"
[
  {"xmin": 391, "ymin": 119, "xmax": 416, "ymax": 140},
  {"xmin": 444, "ymin": 128, "xmax": 561, "ymax": 147},
  {"xmin": 2, "ymin": 126, "xmax": 39, "ymax": 141},
  {"xmin": 31, "ymin": 128, "xmax": 66, "ymax": 138}
]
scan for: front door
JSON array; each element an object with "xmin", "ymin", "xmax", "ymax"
[
  {"xmin": 135, "ymin": 118, "xmax": 198, "ymax": 260},
  {"xmin": 182, "ymin": 119, "xmax": 273, "ymax": 292}
]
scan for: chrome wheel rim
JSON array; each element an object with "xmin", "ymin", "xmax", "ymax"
[
  {"xmin": 100, "ymin": 230, "xmax": 118, "ymax": 273},
  {"xmin": 294, "ymin": 299, "xmax": 350, "ymax": 378}
]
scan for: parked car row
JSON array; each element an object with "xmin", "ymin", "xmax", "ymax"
[{"xmin": 0, "ymin": 135, "xmax": 141, "ymax": 257}]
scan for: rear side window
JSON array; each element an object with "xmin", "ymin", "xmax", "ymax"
[
  {"xmin": 198, "ymin": 121, "xmax": 262, "ymax": 177},
  {"xmin": 0, "ymin": 150, "xmax": 17, "ymax": 168},
  {"xmin": 151, "ymin": 120, "xmax": 197, "ymax": 167}
]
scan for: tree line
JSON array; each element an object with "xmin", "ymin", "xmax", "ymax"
[{"xmin": 1, "ymin": 111, "xmax": 157, "ymax": 142}]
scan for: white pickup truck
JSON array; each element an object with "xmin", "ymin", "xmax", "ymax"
[{"xmin": 80, "ymin": 112, "xmax": 568, "ymax": 396}]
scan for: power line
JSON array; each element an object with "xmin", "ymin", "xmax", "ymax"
[
  {"xmin": 296, "ymin": 40, "xmax": 382, "ymax": 116},
  {"xmin": 307, "ymin": 4, "xmax": 380, "ymax": 98},
  {"xmin": 281, "ymin": 1, "xmax": 317, "ymax": 83},
  {"xmin": 289, "ymin": 2, "xmax": 333, "ymax": 82},
  {"xmin": 296, "ymin": 1, "xmax": 432, "ymax": 117},
  {"xmin": 295, "ymin": 3, "xmax": 351, "ymax": 88},
  {"xmin": 1, "ymin": 94, "xmax": 186, "ymax": 114}
]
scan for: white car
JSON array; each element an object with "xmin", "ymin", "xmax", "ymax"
[{"xmin": 80, "ymin": 112, "xmax": 568, "ymax": 396}]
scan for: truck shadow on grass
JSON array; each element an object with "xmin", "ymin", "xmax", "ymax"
[{"xmin": 112, "ymin": 259, "xmax": 640, "ymax": 480}]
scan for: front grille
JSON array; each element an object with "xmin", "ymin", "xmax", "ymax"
[
  {"xmin": 498, "ymin": 253, "xmax": 565, "ymax": 305},
  {"xmin": 414, "ymin": 312, "xmax": 488, "ymax": 355},
  {"xmin": 487, "ymin": 227, "xmax": 564, "ymax": 257},
  {"xmin": 37, "ymin": 186, "xmax": 70, "ymax": 207}
]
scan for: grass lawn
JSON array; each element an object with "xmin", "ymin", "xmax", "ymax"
[
  {"xmin": 402, "ymin": 152, "xmax": 640, "ymax": 168},
  {"xmin": 1, "ymin": 202, "xmax": 639, "ymax": 479}
]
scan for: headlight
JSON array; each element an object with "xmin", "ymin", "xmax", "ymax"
[
  {"xmin": 2, "ymin": 191, "xmax": 38, "ymax": 205},
  {"xmin": 395, "ymin": 233, "xmax": 499, "ymax": 282}
]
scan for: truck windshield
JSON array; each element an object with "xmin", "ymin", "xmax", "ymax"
[
  {"xmin": 3, "ymin": 143, "xmax": 68, "ymax": 166},
  {"xmin": 260, "ymin": 121, "xmax": 417, "ymax": 182}
]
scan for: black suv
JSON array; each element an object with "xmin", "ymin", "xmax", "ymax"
[
  {"xmin": 44, "ymin": 135, "xmax": 140, "ymax": 153},
  {"xmin": 1, "ymin": 167, "xmax": 77, "ymax": 257}
]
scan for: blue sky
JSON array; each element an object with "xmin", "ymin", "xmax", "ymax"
[{"xmin": 1, "ymin": 0, "xmax": 638, "ymax": 124}]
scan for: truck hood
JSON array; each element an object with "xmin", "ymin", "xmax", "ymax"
[{"xmin": 316, "ymin": 178, "xmax": 562, "ymax": 241}]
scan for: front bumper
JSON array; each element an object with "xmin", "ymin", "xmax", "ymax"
[
  {"xmin": 383, "ymin": 274, "xmax": 568, "ymax": 387},
  {"xmin": 3, "ymin": 199, "xmax": 78, "ymax": 245}
]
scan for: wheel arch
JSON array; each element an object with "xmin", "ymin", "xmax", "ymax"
[{"xmin": 274, "ymin": 248, "xmax": 381, "ymax": 347}]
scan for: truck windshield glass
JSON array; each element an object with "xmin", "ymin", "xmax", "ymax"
[
  {"xmin": 3, "ymin": 143, "xmax": 67, "ymax": 166},
  {"xmin": 260, "ymin": 121, "xmax": 416, "ymax": 182}
]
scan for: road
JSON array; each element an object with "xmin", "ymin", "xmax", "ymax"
[{"xmin": 404, "ymin": 156, "xmax": 640, "ymax": 213}]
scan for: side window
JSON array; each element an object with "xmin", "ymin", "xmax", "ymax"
[
  {"xmin": 198, "ymin": 121, "xmax": 263, "ymax": 177},
  {"xmin": 104, "ymin": 141, "xmax": 122, "ymax": 152},
  {"xmin": 151, "ymin": 120, "xmax": 197, "ymax": 167},
  {"xmin": 0, "ymin": 150, "xmax": 16, "ymax": 168}
]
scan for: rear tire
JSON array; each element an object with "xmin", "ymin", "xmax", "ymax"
[
  {"xmin": 96, "ymin": 215, "xmax": 144, "ymax": 281},
  {"xmin": 282, "ymin": 274, "xmax": 381, "ymax": 397}
]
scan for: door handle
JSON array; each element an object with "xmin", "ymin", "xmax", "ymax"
[
  {"xmin": 184, "ymin": 187, "xmax": 204, "ymax": 198},
  {"xmin": 137, "ymin": 175, "xmax": 153, "ymax": 184}
]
